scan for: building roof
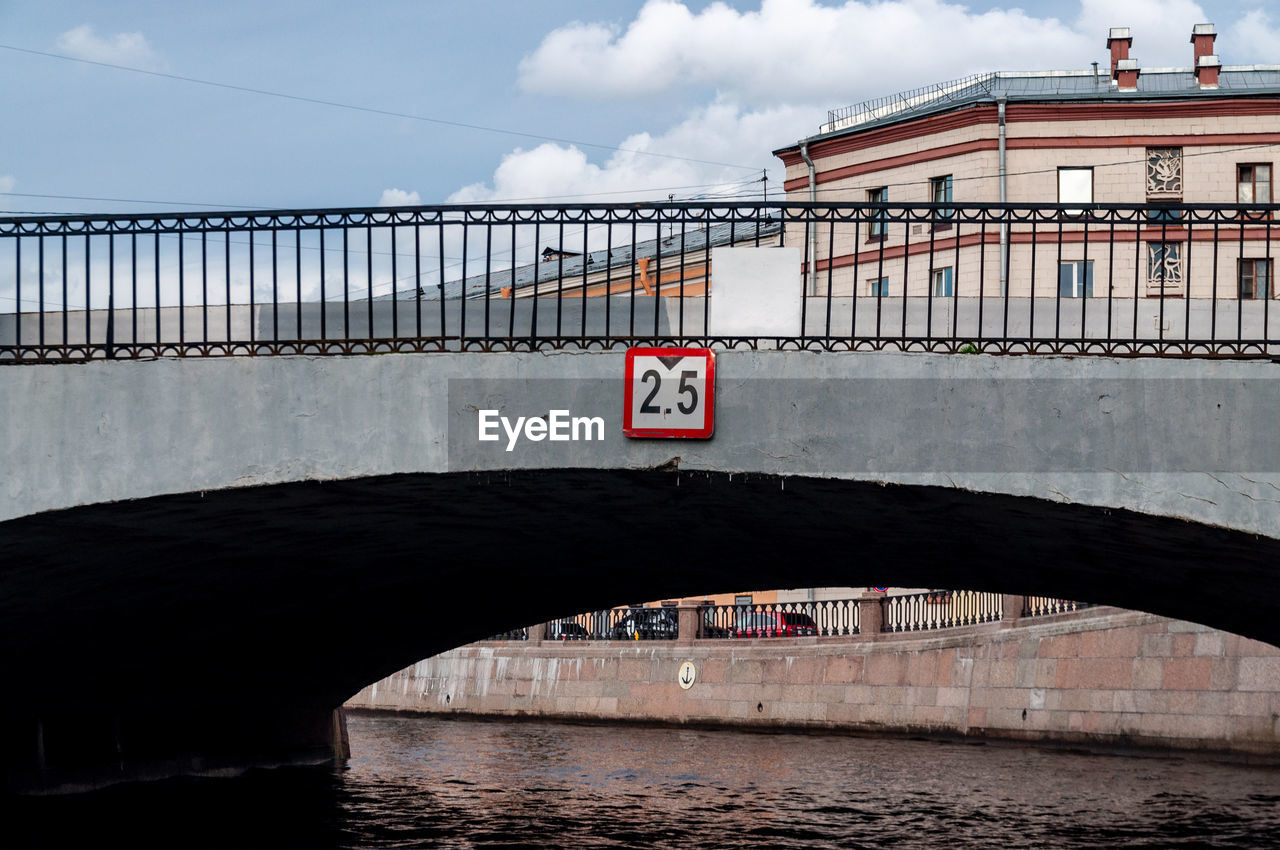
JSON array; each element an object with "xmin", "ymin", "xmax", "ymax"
[
  {"xmin": 778, "ymin": 66, "xmax": 1280, "ymax": 154},
  {"xmin": 385, "ymin": 218, "xmax": 781, "ymax": 300}
]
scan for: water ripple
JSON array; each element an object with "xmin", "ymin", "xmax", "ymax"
[{"xmin": 8, "ymin": 714, "xmax": 1280, "ymax": 849}]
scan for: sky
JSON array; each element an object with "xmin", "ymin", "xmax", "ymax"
[{"xmin": 1, "ymin": 0, "xmax": 1278, "ymax": 216}]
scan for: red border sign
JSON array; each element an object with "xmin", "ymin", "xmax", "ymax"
[{"xmin": 623, "ymin": 347, "xmax": 716, "ymax": 439}]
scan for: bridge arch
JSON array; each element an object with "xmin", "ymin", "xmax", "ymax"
[{"xmin": 3, "ymin": 469, "xmax": 1277, "ymax": 791}]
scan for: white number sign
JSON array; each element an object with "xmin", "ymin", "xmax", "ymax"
[{"xmin": 623, "ymin": 347, "xmax": 715, "ymax": 439}]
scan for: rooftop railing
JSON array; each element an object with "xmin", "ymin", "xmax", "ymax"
[{"xmin": 3, "ymin": 201, "xmax": 1278, "ymax": 362}]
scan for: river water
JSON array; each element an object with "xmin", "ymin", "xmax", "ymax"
[{"xmin": 11, "ymin": 713, "xmax": 1280, "ymax": 848}]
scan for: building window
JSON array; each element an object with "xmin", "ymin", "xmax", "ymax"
[
  {"xmin": 1238, "ymin": 164, "xmax": 1272, "ymax": 204},
  {"xmin": 1058, "ymin": 167, "xmax": 1093, "ymax": 215},
  {"xmin": 1058, "ymin": 261, "xmax": 1094, "ymax": 297},
  {"xmin": 868, "ymin": 187, "xmax": 887, "ymax": 240},
  {"xmin": 931, "ymin": 267, "xmax": 954, "ymax": 297},
  {"xmin": 931, "ymin": 175, "xmax": 953, "ymax": 230},
  {"xmin": 867, "ymin": 277, "xmax": 889, "ymax": 296},
  {"xmin": 1146, "ymin": 148, "xmax": 1182, "ymax": 197},
  {"xmin": 1147, "ymin": 204, "xmax": 1183, "ymax": 223},
  {"xmin": 1239, "ymin": 259, "xmax": 1272, "ymax": 299},
  {"xmin": 1147, "ymin": 243, "xmax": 1183, "ymax": 291}
]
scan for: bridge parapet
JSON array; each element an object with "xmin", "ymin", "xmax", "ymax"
[{"xmin": 3, "ymin": 201, "xmax": 1279, "ymax": 360}]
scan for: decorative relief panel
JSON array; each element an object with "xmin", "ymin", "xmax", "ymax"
[
  {"xmin": 1146, "ymin": 147, "xmax": 1183, "ymax": 197},
  {"xmin": 1148, "ymin": 242, "xmax": 1183, "ymax": 292}
]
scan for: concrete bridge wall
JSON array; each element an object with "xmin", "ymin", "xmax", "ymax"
[{"xmin": 2, "ymin": 348, "xmax": 1278, "ymax": 537}]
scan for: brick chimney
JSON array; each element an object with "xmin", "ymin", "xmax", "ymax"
[
  {"xmin": 1107, "ymin": 27, "xmax": 1132, "ymax": 80},
  {"xmin": 1190, "ymin": 23, "xmax": 1216, "ymax": 62},
  {"xmin": 1116, "ymin": 58, "xmax": 1140, "ymax": 91},
  {"xmin": 1192, "ymin": 24, "xmax": 1220, "ymax": 89},
  {"xmin": 1197, "ymin": 54, "xmax": 1221, "ymax": 89}
]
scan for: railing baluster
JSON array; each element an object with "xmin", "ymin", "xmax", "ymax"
[
  {"xmin": 413, "ymin": 223, "xmax": 421, "ymax": 341},
  {"xmin": 582, "ymin": 214, "xmax": 591, "ymax": 340},
  {"xmin": 1237, "ymin": 214, "xmax": 1246, "ymax": 343},
  {"xmin": 319, "ymin": 227, "xmax": 327, "ymax": 341},
  {"xmin": 152, "ymin": 233, "xmax": 159, "ymax": 348},
  {"xmin": 530, "ymin": 220, "xmax": 541, "ymax": 341},
  {"xmin": 38, "ymin": 234, "xmax": 45, "ymax": 348},
  {"xmin": 366, "ymin": 224, "xmax": 374, "ymax": 341},
  {"xmin": 85, "ymin": 235, "xmax": 92, "ymax": 350},
  {"xmin": 508, "ymin": 220, "xmax": 517, "ymax": 340},
  {"xmin": 296, "ymin": 226, "xmax": 303, "ymax": 343},
  {"xmin": 130, "ymin": 232, "xmax": 137, "ymax": 346},
  {"xmin": 951, "ymin": 207, "xmax": 961, "ymax": 344},
  {"xmin": 225, "ymin": 228, "xmax": 232, "ymax": 343},
  {"xmin": 1183, "ymin": 213, "xmax": 1192, "ymax": 345},
  {"xmin": 272, "ymin": 226, "xmax": 279, "ymax": 343},
  {"xmin": 437, "ymin": 218, "xmax": 446, "ymax": 343},
  {"xmin": 14, "ymin": 236, "xmax": 20, "ymax": 348},
  {"xmin": 900, "ymin": 210, "xmax": 909, "ymax": 345},
  {"xmin": 201, "ymin": 230, "xmax": 208, "ymax": 345},
  {"xmin": 825, "ymin": 207, "xmax": 835, "ymax": 343},
  {"xmin": 106, "ymin": 232, "xmax": 114, "ymax": 358},
  {"xmin": 1106, "ymin": 219, "xmax": 1115, "ymax": 345},
  {"xmin": 1265, "ymin": 217, "xmax": 1272, "ymax": 352},
  {"xmin": 391, "ymin": 222, "xmax": 398, "ymax": 341},
  {"xmin": 249, "ymin": 224, "xmax": 259, "ymax": 345},
  {"xmin": 1054, "ymin": 215, "xmax": 1063, "ymax": 343},
  {"xmin": 484, "ymin": 221, "xmax": 492, "ymax": 343},
  {"xmin": 63, "ymin": 235, "xmax": 69, "ymax": 348},
  {"xmin": 926, "ymin": 208, "xmax": 936, "ymax": 343}
]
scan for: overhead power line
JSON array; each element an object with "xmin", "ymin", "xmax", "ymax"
[
  {"xmin": 0, "ymin": 43, "xmax": 761, "ymax": 173},
  {"xmin": 0, "ymin": 172, "xmax": 781, "ymax": 213},
  {"xmin": 0, "ymin": 191, "xmax": 274, "ymax": 210}
]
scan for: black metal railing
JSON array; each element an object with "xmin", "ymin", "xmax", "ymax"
[
  {"xmin": 3, "ymin": 201, "xmax": 1279, "ymax": 361},
  {"xmin": 699, "ymin": 599, "xmax": 859, "ymax": 638},
  {"xmin": 545, "ymin": 606, "xmax": 680, "ymax": 641},
  {"xmin": 1021, "ymin": 597, "xmax": 1094, "ymax": 617},
  {"xmin": 482, "ymin": 627, "xmax": 528, "ymax": 641},
  {"xmin": 882, "ymin": 589, "xmax": 1003, "ymax": 633}
]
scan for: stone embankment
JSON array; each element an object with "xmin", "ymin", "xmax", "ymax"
[{"xmin": 347, "ymin": 604, "xmax": 1280, "ymax": 756}]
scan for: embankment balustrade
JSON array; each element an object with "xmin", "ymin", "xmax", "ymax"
[{"xmin": 488, "ymin": 592, "xmax": 1092, "ymax": 642}]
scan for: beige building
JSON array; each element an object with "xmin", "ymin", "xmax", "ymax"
[
  {"xmin": 455, "ymin": 220, "xmax": 781, "ymax": 301},
  {"xmin": 774, "ymin": 24, "xmax": 1278, "ymax": 305}
]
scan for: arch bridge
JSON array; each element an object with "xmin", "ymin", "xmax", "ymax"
[{"xmin": 2, "ymin": 202, "xmax": 1278, "ymax": 792}]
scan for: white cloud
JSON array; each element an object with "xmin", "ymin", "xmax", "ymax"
[
  {"xmin": 464, "ymin": 0, "xmax": 1255, "ymax": 211},
  {"xmin": 54, "ymin": 24, "xmax": 162, "ymax": 69},
  {"xmin": 1075, "ymin": 0, "xmax": 1210, "ymax": 67},
  {"xmin": 448, "ymin": 101, "xmax": 810, "ymax": 205},
  {"xmin": 0, "ymin": 175, "xmax": 14, "ymax": 195},
  {"xmin": 379, "ymin": 188, "xmax": 421, "ymax": 206},
  {"xmin": 518, "ymin": 0, "xmax": 1081, "ymax": 104},
  {"xmin": 519, "ymin": 0, "xmax": 1232, "ymax": 105},
  {"xmin": 1226, "ymin": 8, "xmax": 1280, "ymax": 64}
]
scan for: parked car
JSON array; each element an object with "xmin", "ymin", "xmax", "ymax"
[
  {"xmin": 733, "ymin": 611, "xmax": 818, "ymax": 638},
  {"xmin": 609, "ymin": 607, "xmax": 679, "ymax": 640},
  {"xmin": 548, "ymin": 621, "xmax": 591, "ymax": 640},
  {"xmin": 699, "ymin": 608, "xmax": 733, "ymax": 639}
]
